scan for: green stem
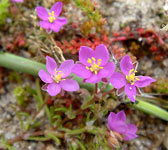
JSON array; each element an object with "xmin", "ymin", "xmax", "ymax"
[{"xmin": 0, "ymin": 52, "xmax": 168, "ymax": 121}]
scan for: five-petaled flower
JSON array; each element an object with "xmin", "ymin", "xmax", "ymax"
[
  {"xmin": 110, "ymin": 55, "xmax": 155, "ymax": 102},
  {"xmin": 72, "ymin": 44, "xmax": 115, "ymax": 83},
  {"xmin": 36, "ymin": 2, "xmax": 67, "ymax": 32},
  {"xmin": 38, "ymin": 56, "xmax": 79, "ymax": 96},
  {"xmin": 108, "ymin": 111, "xmax": 138, "ymax": 141}
]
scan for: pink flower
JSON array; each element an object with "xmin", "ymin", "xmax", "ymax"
[
  {"xmin": 11, "ymin": 0, "xmax": 23, "ymax": 2},
  {"xmin": 110, "ymin": 55, "xmax": 155, "ymax": 102},
  {"xmin": 72, "ymin": 44, "xmax": 115, "ymax": 83},
  {"xmin": 108, "ymin": 111, "xmax": 138, "ymax": 141},
  {"xmin": 38, "ymin": 56, "xmax": 79, "ymax": 96},
  {"xmin": 36, "ymin": 2, "xmax": 67, "ymax": 32}
]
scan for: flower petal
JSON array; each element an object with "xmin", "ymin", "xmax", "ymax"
[
  {"xmin": 51, "ymin": 2, "xmax": 63, "ymax": 17},
  {"xmin": 107, "ymin": 112, "xmax": 117, "ymax": 130},
  {"xmin": 125, "ymin": 83, "xmax": 136, "ymax": 102},
  {"xmin": 85, "ymin": 74, "xmax": 100, "ymax": 83},
  {"xmin": 124, "ymin": 124, "xmax": 138, "ymax": 141},
  {"xmin": 110, "ymin": 72, "xmax": 127, "ymax": 89},
  {"xmin": 94, "ymin": 44, "xmax": 109, "ymax": 66},
  {"xmin": 47, "ymin": 83, "xmax": 61, "ymax": 96},
  {"xmin": 38, "ymin": 70, "xmax": 53, "ymax": 83},
  {"xmin": 79, "ymin": 46, "xmax": 94, "ymax": 66},
  {"xmin": 108, "ymin": 112, "xmax": 127, "ymax": 134},
  {"xmin": 36, "ymin": 6, "xmax": 49, "ymax": 21},
  {"xmin": 58, "ymin": 60, "xmax": 74, "ymax": 78},
  {"xmin": 39, "ymin": 21, "xmax": 51, "ymax": 29},
  {"xmin": 50, "ymin": 23, "xmax": 61, "ymax": 32},
  {"xmin": 55, "ymin": 17, "xmax": 68, "ymax": 25},
  {"xmin": 134, "ymin": 76, "xmax": 156, "ymax": 87},
  {"xmin": 98, "ymin": 62, "xmax": 115, "ymax": 78},
  {"xmin": 120, "ymin": 55, "xmax": 134, "ymax": 75},
  {"xmin": 72, "ymin": 64, "xmax": 92, "ymax": 79},
  {"xmin": 116, "ymin": 111, "xmax": 126, "ymax": 122},
  {"xmin": 46, "ymin": 56, "xmax": 57, "ymax": 75},
  {"xmin": 126, "ymin": 124, "xmax": 138, "ymax": 134},
  {"xmin": 60, "ymin": 79, "xmax": 79, "ymax": 91}
]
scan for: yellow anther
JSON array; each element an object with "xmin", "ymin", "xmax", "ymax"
[
  {"xmin": 86, "ymin": 66, "xmax": 90, "ymax": 70},
  {"xmin": 92, "ymin": 57, "xmax": 96, "ymax": 61},
  {"xmin": 85, "ymin": 57, "xmax": 103, "ymax": 75},
  {"xmin": 48, "ymin": 11, "xmax": 55, "ymax": 23},
  {"xmin": 87, "ymin": 58, "xmax": 92, "ymax": 64},
  {"xmin": 126, "ymin": 69, "xmax": 139, "ymax": 85}
]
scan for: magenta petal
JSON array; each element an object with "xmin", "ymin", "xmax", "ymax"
[
  {"xmin": 50, "ymin": 23, "xmax": 61, "ymax": 32},
  {"xmin": 116, "ymin": 111, "xmax": 126, "ymax": 122},
  {"xmin": 108, "ymin": 112, "xmax": 127, "ymax": 134},
  {"xmin": 124, "ymin": 124, "xmax": 138, "ymax": 141},
  {"xmin": 134, "ymin": 76, "xmax": 156, "ymax": 87},
  {"xmin": 94, "ymin": 44, "xmax": 109, "ymax": 66},
  {"xmin": 55, "ymin": 17, "xmax": 68, "ymax": 25},
  {"xmin": 79, "ymin": 46, "xmax": 94, "ymax": 66},
  {"xmin": 39, "ymin": 21, "xmax": 51, "ymax": 29},
  {"xmin": 58, "ymin": 60, "xmax": 74, "ymax": 78},
  {"xmin": 120, "ymin": 55, "xmax": 134, "ymax": 75},
  {"xmin": 98, "ymin": 62, "xmax": 115, "ymax": 78},
  {"xmin": 36, "ymin": 6, "xmax": 49, "ymax": 21},
  {"xmin": 51, "ymin": 2, "xmax": 63, "ymax": 17},
  {"xmin": 107, "ymin": 112, "xmax": 117, "ymax": 130},
  {"xmin": 85, "ymin": 74, "xmax": 100, "ymax": 83},
  {"xmin": 72, "ymin": 64, "xmax": 92, "ymax": 78},
  {"xmin": 110, "ymin": 72, "xmax": 127, "ymax": 89},
  {"xmin": 60, "ymin": 79, "xmax": 79, "ymax": 91},
  {"xmin": 126, "ymin": 124, "xmax": 138, "ymax": 134},
  {"xmin": 125, "ymin": 83, "xmax": 136, "ymax": 102},
  {"xmin": 38, "ymin": 70, "xmax": 53, "ymax": 83},
  {"xmin": 46, "ymin": 56, "xmax": 57, "ymax": 75},
  {"xmin": 47, "ymin": 83, "xmax": 61, "ymax": 96}
]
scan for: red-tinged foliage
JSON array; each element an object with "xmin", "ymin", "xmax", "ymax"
[
  {"xmin": 5, "ymin": 33, "xmax": 26, "ymax": 53},
  {"xmin": 56, "ymin": 34, "xmax": 111, "ymax": 54},
  {"xmin": 110, "ymin": 26, "xmax": 168, "ymax": 61}
]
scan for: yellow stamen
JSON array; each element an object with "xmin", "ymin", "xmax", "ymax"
[
  {"xmin": 86, "ymin": 57, "xmax": 103, "ymax": 75},
  {"xmin": 48, "ymin": 11, "xmax": 56, "ymax": 23},
  {"xmin": 126, "ymin": 69, "xmax": 139, "ymax": 85},
  {"xmin": 51, "ymin": 69, "xmax": 65, "ymax": 83},
  {"xmin": 87, "ymin": 58, "xmax": 92, "ymax": 64}
]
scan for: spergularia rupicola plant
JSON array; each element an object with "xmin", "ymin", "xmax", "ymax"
[
  {"xmin": 38, "ymin": 56, "xmax": 79, "ymax": 96},
  {"xmin": 110, "ymin": 55, "xmax": 155, "ymax": 102},
  {"xmin": 36, "ymin": 2, "xmax": 67, "ymax": 32},
  {"xmin": 72, "ymin": 44, "xmax": 115, "ymax": 83}
]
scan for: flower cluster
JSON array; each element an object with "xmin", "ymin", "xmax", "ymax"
[
  {"xmin": 38, "ymin": 43, "xmax": 155, "ymax": 143},
  {"xmin": 37, "ymin": 2, "xmax": 155, "ymax": 145},
  {"xmin": 36, "ymin": 2, "xmax": 67, "ymax": 32}
]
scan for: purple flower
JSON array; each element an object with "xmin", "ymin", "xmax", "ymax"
[
  {"xmin": 11, "ymin": 0, "xmax": 23, "ymax": 2},
  {"xmin": 38, "ymin": 56, "xmax": 79, "ymax": 96},
  {"xmin": 108, "ymin": 111, "xmax": 138, "ymax": 141},
  {"xmin": 72, "ymin": 44, "xmax": 115, "ymax": 83},
  {"xmin": 36, "ymin": 2, "xmax": 67, "ymax": 32},
  {"xmin": 110, "ymin": 55, "xmax": 155, "ymax": 102}
]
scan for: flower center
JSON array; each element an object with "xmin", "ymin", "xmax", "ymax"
[
  {"xmin": 86, "ymin": 57, "xmax": 103, "ymax": 75},
  {"xmin": 126, "ymin": 69, "xmax": 139, "ymax": 85},
  {"xmin": 51, "ymin": 70, "xmax": 64, "ymax": 83},
  {"xmin": 48, "ymin": 11, "xmax": 56, "ymax": 23}
]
